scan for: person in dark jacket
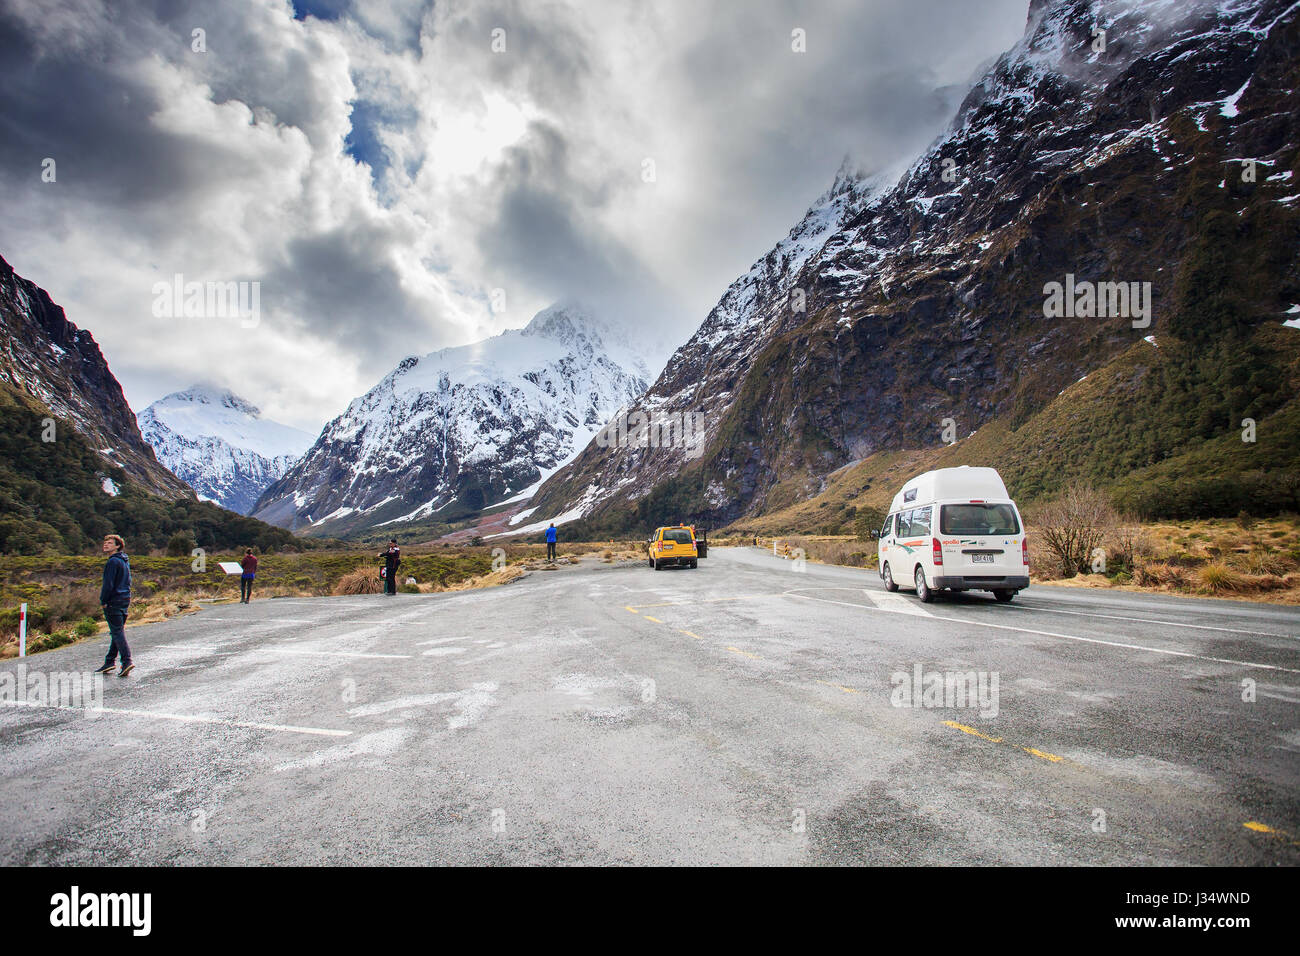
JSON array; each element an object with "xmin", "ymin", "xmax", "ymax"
[
  {"xmin": 240, "ymin": 548, "xmax": 258, "ymax": 603},
  {"xmin": 378, "ymin": 540, "xmax": 401, "ymax": 595},
  {"xmin": 545, "ymin": 523, "xmax": 557, "ymax": 562},
  {"xmin": 95, "ymin": 534, "xmax": 133, "ymax": 677}
]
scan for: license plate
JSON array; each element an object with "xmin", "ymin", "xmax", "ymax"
[{"xmin": 972, "ymin": 554, "xmax": 994, "ymax": 564}]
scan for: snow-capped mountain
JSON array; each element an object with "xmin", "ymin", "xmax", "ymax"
[
  {"xmin": 528, "ymin": 0, "xmax": 1300, "ymax": 530},
  {"xmin": 138, "ymin": 386, "xmax": 316, "ymax": 514},
  {"xmin": 250, "ymin": 304, "xmax": 653, "ymax": 534}
]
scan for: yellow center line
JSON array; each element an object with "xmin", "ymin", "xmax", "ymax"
[
  {"xmin": 816, "ymin": 679, "xmax": 860, "ymax": 695},
  {"xmin": 943, "ymin": 720, "xmax": 1080, "ymax": 768},
  {"xmin": 1243, "ymin": 821, "xmax": 1300, "ymax": 846},
  {"xmin": 644, "ymin": 616, "xmax": 663, "ymax": 624},
  {"xmin": 1022, "ymin": 747, "xmax": 1064, "ymax": 763},
  {"xmin": 726, "ymin": 646, "xmax": 761, "ymax": 660},
  {"xmin": 678, "ymin": 629, "xmax": 705, "ymax": 640},
  {"xmin": 943, "ymin": 720, "xmax": 1003, "ymax": 744},
  {"xmin": 626, "ymin": 594, "xmax": 776, "ymax": 609},
  {"xmin": 624, "ymin": 606, "xmax": 639, "ymax": 614}
]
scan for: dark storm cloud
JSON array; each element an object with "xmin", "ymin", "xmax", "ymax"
[
  {"xmin": 0, "ymin": 0, "xmax": 1031, "ymax": 425},
  {"xmin": 258, "ymin": 221, "xmax": 461, "ymax": 376},
  {"xmin": 475, "ymin": 119, "xmax": 683, "ymax": 335}
]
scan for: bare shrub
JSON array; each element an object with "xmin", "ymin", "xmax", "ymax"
[
  {"xmin": 1030, "ymin": 484, "xmax": 1117, "ymax": 577},
  {"xmin": 1106, "ymin": 523, "xmax": 1154, "ymax": 573},
  {"xmin": 40, "ymin": 586, "xmax": 102, "ymax": 632}
]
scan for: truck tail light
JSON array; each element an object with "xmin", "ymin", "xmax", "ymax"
[
  {"xmin": 1022, "ymin": 537, "xmax": 1029, "ymax": 566},
  {"xmin": 932, "ymin": 538, "xmax": 943, "ymax": 566}
]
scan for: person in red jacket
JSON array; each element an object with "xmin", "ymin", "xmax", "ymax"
[{"xmin": 240, "ymin": 548, "xmax": 258, "ymax": 603}]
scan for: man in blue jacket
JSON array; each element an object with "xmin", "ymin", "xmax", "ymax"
[
  {"xmin": 545, "ymin": 523, "xmax": 557, "ymax": 562},
  {"xmin": 95, "ymin": 534, "xmax": 133, "ymax": 677}
]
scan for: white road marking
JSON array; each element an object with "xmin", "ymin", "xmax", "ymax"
[
  {"xmin": 1006, "ymin": 601, "xmax": 1297, "ymax": 640},
  {"xmin": 257, "ymin": 648, "xmax": 412, "ymax": 660},
  {"xmin": 861, "ymin": 588, "xmax": 933, "ymax": 616},
  {"xmin": 785, "ymin": 592, "xmax": 1300, "ymax": 674},
  {"xmin": 416, "ymin": 636, "xmax": 468, "ymax": 646},
  {"xmin": 0, "ymin": 700, "xmax": 351, "ymax": 737}
]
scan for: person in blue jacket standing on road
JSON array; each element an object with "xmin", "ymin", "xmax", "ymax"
[
  {"xmin": 95, "ymin": 533, "xmax": 133, "ymax": 677},
  {"xmin": 545, "ymin": 523, "xmax": 557, "ymax": 562}
]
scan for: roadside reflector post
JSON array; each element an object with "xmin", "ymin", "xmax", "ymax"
[{"xmin": 19, "ymin": 603, "xmax": 27, "ymax": 657}]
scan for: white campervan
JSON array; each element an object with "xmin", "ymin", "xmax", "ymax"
[{"xmin": 877, "ymin": 466, "xmax": 1029, "ymax": 603}]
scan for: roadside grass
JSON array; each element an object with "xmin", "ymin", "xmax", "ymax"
[
  {"xmin": 735, "ymin": 517, "xmax": 1300, "ymax": 604},
  {"xmin": 0, "ymin": 541, "xmax": 658, "ymax": 657},
  {"xmin": 0, "ymin": 545, "xmax": 553, "ymax": 657},
  {"xmin": 1033, "ymin": 516, "xmax": 1300, "ymax": 603}
]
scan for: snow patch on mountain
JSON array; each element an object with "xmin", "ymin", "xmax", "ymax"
[
  {"xmin": 138, "ymin": 385, "xmax": 316, "ymax": 515},
  {"xmin": 252, "ymin": 303, "xmax": 653, "ymax": 534}
]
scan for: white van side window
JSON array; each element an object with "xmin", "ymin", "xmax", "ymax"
[
  {"xmin": 897, "ymin": 509, "xmax": 911, "ymax": 537},
  {"xmin": 913, "ymin": 506, "xmax": 932, "ymax": 536}
]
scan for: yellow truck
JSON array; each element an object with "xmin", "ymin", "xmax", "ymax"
[{"xmin": 647, "ymin": 525, "xmax": 699, "ymax": 570}]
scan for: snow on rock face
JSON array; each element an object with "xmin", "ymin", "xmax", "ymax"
[
  {"xmin": 528, "ymin": 0, "xmax": 1298, "ymax": 528},
  {"xmin": 251, "ymin": 303, "xmax": 651, "ymax": 534},
  {"xmin": 138, "ymin": 385, "xmax": 316, "ymax": 515}
]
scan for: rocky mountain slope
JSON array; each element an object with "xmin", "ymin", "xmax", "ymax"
[
  {"xmin": 251, "ymin": 304, "xmax": 652, "ymax": 536},
  {"xmin": 0, "ymin": 253, "xmax": 191, "ymax": 499},
  {"xmin": 528, "ymin": 0, "xmax": 1300, "ymax": 533},
  {"xmin": 138, "ymin": 386, "xmax": 316, "ymax": 515}
]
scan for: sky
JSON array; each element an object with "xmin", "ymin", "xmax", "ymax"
[{"xmin": 0, "ymin": 0, "xmax": 1028, "ymax": 433}]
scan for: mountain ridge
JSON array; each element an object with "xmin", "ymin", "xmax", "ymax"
[
  {"xmin": 251, "ymin": 303, "xmax": 653, "ymax": 536},
  {"xmin": 138, "ymin": 384, "xmax": 316, "ymax": 515},
  {"xmin": 524, "ymin": 0, "xmax": 1300, "ymax": 534}
]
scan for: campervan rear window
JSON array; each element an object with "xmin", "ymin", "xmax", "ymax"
[
  {"xmin": 663, "ymin": 529, "xmax": 694, "ymax": 544},
  {"xmin": 940, "ymin": 504, "xmax": 1020, "ymax": 536}
]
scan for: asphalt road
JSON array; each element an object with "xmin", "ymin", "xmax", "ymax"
[{"xmin": 1, "ymin": 547, "xmax": 1297, "ymax": 865}]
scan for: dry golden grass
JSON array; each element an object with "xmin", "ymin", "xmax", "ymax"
[
  {"xmin": 333, "ymin": 567, "xmax": 384, "ymax": 595},
  {"xmin": 427, "ymin": 564, "xmax": 529, "ymax": 592}
]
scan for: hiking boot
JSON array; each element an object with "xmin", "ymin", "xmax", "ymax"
[
  {"xmin": 118, "ymin": 662, "xmax": 135, "ymax": 678},
  {"xmin": 94, "ymin": 663, "xmax": 116, "ymax": 675}
]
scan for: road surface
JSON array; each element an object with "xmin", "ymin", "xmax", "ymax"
[{"xmin": 1, "ymin": 547, "xmax": 1297, "ymax": 865}]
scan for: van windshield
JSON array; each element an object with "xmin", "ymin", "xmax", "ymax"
[{"xmin": 940, "ymin": 504, "xmax": 1020, "ymax": 536}]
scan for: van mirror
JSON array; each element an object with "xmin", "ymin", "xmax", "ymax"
[{"xmin": 868, "ymin": 530, "xmax": 880, "ymax": 541}]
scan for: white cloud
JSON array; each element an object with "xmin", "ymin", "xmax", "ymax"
[{"xmin": 0, "ymin": 0, "xmax": 1028, "ymax": 431}]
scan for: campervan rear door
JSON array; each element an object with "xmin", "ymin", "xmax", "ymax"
[{"xmin": 936, "ymin": 500, "xmax": 1023, "ymax": 575}]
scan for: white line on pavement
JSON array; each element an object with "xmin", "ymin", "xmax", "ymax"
[
  {"xmin": 0, "ymin": 700, "xmax": 351, "ymax": 737},
  {"xmin": 861, "ymin": 588, "xmax": 933, "ymax": 616},
  {"xmin": 784, "ymin": 592, "xmax": 1300, "ymax": 675},
  {"xmin": 257, "ymin": 648, "xmax": 413, "ymax": 660},
  {"xmin": 1004, "ymin": 601, "xmax": 1297, "ymax": 640}
]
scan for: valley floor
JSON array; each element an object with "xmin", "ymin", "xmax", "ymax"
[{"xmin": 0, "ymin": 547, "xmax": 1296, "ymax": 865}]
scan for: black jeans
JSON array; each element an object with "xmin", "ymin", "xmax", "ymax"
[
  {"xmin": 385, "ymin": 567, "xmax": 398, "ymax": 594},
  {"xmin": 546, "ymin": 542, "xmax": 556, "ymax": 560},
  {"xmin": 102, "ymin": 606, "xmax": 130, "ymax": 667},
  {"xmin": 240, "ymin": 576, "xmax": 254, "ymax": 601}
]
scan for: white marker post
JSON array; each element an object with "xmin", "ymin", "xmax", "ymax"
[{"xmin": 19, "ymin": 603, "xmax": 27, "ymax": 657}]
